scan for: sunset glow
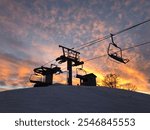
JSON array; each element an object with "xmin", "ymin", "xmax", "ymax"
[{"xmin": 0, "ymin": 0, "xmax": 150, "ymax": 94}]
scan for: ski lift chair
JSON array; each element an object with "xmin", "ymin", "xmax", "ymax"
[
  {"xmin": 107, "ymin": 34, "xmax": 129, "ymax": 64},
  {"xmin": 76, "ymin": 67, "xmax": 87, "ymax": 78},
  {"xmin": 29, "ymin": 64, "xmax": 62, "ymax": 87},
  {"xmin": 29, "ymin": 73, "xmax": 43, "ymax": 84}
]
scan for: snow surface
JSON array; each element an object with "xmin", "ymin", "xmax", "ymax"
[{"xmin": 0, "ymin": 85, "xmax": 150, "ymax": 113}]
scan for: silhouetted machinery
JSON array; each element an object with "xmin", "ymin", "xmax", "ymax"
[
  {"xmin": 30, "ymin": 64, "xmax": 62, "ymax": 87},
  {"xmin": 76, "ymin": 67, "xmax": 97, "ymax": 86},
  {"xmin": 107, "ymin": 34, "xmax": 129, "ymax": 64},
  {"xmin": 29, "ymin": 45, "xmax": 98, "ymax": 87},
  {"xmin": 56, "ymin": 45, "xmax": 84, "ymax": 85}
]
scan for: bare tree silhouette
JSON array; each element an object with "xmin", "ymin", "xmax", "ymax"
[
  {"xmin": 120, "ymin": 83, "xmax": 137, "ymax": 91},
  {"xmin": 102, "ymin": 74, "xmax": 119, "ymax": 88}
]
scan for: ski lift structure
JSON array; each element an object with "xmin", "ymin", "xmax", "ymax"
[
  {"xmin": 107, "ymin": 34, "xmax": 129, "ymax": 64},
  {"xmin": 29, "ymin": 45, "xmax": 97, "ymax": 87},
  {"xmin": 29, "ymin": 35, "xmax": 129, "ymax": 87},
  {"xmin": 29, "ymin": 64, "xmax": 62, "ymax": 87},
  {"xmin": 56, "ymin": 45, "xmax": 84, "ymax": 85},
  {"xmin": 27, "ymin": 19, "xmax": 150, "ymax": 87}
]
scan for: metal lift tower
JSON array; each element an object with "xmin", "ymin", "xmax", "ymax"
[
  {"xmin": 30, "ymin": 64, "xmax": 62, "ymax": 87},
  {"xmin": 56, "ymin": 45, "xmax": 84, "ymax": 85}
]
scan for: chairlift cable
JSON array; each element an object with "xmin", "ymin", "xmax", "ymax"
[
  {"xmin": 36, "ymin": 19, "xmax": 150, "ymax": 68},
  {"xmin": 74, "ymin": 19, "xmax": 150, "ymax": 50},
  {"xmin": 41, "ymin": 58, "xmax": 56, "ymax": 67},
  {"xmin": 30, "ymin": 19, "xmax": 150, "ymax": 80},
  {"xmin": 83, "ymin": 41, "xmax": 150, "ymax": 62}
]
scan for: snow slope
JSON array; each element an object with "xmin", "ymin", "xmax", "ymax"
[{"xmin": 0, "ymin": 85, "xmax": 150, "ymax": 113}]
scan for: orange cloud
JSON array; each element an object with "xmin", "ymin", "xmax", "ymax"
[{"xmin": 0, "ymin": 0, "xmax": 149, "ymax": 95}]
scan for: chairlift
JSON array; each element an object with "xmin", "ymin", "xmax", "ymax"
[
  {"xmin": 75, "ymin": 65, "xmax": 87, "ymax": 78},
  {"xmin": 107, "ymin": 34, "xmax": 129, "ymax": 64},
  {"xmin": 29, "ymin": 73, "xmax": 43, "ymax": 83},
  {"xmin": 29, "ymin": 64, "xmax": 62, "ymax": 87}
]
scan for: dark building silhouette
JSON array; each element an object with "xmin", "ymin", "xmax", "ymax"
[{"xmin": 76, "ymin": 73, "xmax": 97, "ymax": 86}]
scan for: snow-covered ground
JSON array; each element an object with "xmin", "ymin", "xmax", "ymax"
[{"xmin": 0, "ymin": 85, "xmax": 150, "ymax": 113}]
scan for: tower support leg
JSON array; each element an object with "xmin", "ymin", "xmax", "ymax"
[{"xmin": 67, "ymin": 60, "xmax": 72, "ymax": 85}]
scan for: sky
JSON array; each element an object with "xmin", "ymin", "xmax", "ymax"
[{"xmin": 0, "ymin": 0, "xmax": 150, "ymax": 93}]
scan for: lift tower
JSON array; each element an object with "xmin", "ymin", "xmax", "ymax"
[
  {"xmin": 56, "ymin": 45, "xmax": 84, "ymax": 85},
  {"xmin": 30, "ymin": 64, "xmax": 62, "ymax": 87}
]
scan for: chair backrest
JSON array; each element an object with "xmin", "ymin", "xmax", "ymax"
[{"xmin": 107, "ymin": 43, "xmax": 129, "ymax": 64}]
